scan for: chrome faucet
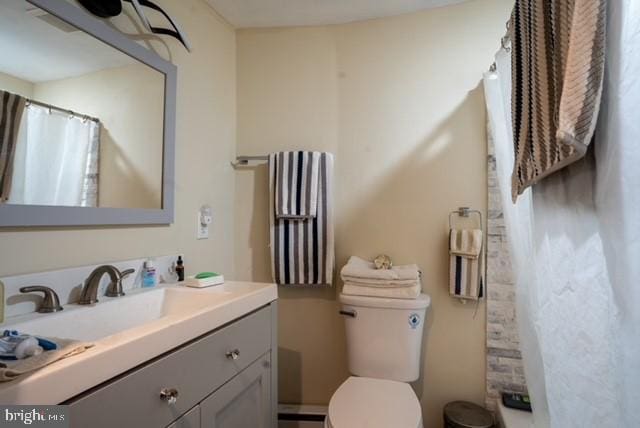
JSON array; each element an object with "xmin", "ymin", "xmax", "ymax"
[{"xmin": 78, "ymin": 265, "xmax": 135, "ymax": 305}]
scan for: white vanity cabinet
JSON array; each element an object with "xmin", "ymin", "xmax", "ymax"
[{"xmin": 66, "ymin": 302, "xmax": 278, "ymax": 428}]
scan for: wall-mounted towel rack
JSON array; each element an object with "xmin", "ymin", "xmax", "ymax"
[
  {"xmin": 448, "ymin": 207, "xmax": 483, "ymax": 230},
  {"xmin": 448, "ymin": 207, "xmax": 485, "ymax": 308},
  {"xmin": 231, "ymin": 155, "xmax": 268, "ymax": 168}
]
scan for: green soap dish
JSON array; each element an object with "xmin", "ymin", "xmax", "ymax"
[
  {"xmin": 184, "ymin": 272, "xmax": 225, "ymax": 288},
  {"xmin": 195, "ymin": 272, "xmax": 220, "ymax": 279}
]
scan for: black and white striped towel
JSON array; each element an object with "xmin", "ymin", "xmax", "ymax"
[
  {"xmin": 273, "ymin": 151, "xmax": 320, "ymax": 219},
  {"xmin": 269, "ymin": 151, "xmax": 334, "ymax": 286}
]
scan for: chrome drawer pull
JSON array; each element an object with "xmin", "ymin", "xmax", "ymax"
[
  {"xmin": 225, "ymin": 349, "xmax": 240, "ymax": 360},
  {"xmin": 159, "ymin": 387, "xmax": 179, "ymax": 405}
]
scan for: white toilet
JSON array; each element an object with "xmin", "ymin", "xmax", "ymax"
[{"xmin": 325, "ymin": 293, "xmax": 431, "ymax": 428}]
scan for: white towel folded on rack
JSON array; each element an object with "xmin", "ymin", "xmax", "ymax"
[
  {"xmin": 450, "ymin": 229, "xmax": 483, "ymax": 258},
  {"xmin": 449, "ymin": 229, "xmax": 483, "ymax": 300},
  {"xmin": 342, "ymin": 281, "xmax": 422, "ymax": 299},
  {"xmin": 341, "ymin": 256, "xmax": 420, "ymax": 283}
]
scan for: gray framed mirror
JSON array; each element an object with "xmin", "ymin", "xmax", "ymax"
[{"xmin": 0, "ymin": 0, "xmax": 176, "ymax": 226}]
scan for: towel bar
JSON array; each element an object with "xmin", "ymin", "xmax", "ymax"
[
  {"xmin": 448, "ymin": 207, "xmax": 483, "ymax": 231},
  {"xmin": 449, "ymin": 207, "xmax": 484, "ymax": 307},
  {"xmin": 231, "ymin": 155, "xmax": 269, "ymax": 168}
]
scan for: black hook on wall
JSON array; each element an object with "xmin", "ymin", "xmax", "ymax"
[{"xmin": 78, "ymin": 0, "xmax": 192, "ymax": 52}]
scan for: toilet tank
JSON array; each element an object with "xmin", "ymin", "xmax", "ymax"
[{"xmin": 339, "ymin": 293, "xmax": 431, "ymax": 382}]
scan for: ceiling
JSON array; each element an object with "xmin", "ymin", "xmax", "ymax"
[
  {"xmin": 0, "ymin": 0, "xmax": 135, "ymax": 83},
  {"xmin": 207, "ymin": 0, "xmax": 470, "ymax": 28}
]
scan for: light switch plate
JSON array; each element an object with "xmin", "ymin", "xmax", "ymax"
[{"xmin": 197, "ymin": 211, "xmax": 209, "ymax": 239}]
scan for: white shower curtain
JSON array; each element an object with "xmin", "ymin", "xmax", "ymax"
[
  {"xmin": 8, "ymin": 104, "xmax": 100, "ymax": 207},
  {"xmin": 483, "ymin": 1, "xmax": 640, "ymax": 426}
]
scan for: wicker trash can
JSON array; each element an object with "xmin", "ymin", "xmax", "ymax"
[{"xmin": 443, "ymin": 401, "xmax": 494, "ymax": 428}]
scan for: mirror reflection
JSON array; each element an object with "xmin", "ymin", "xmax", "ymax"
[{"xmin": 0, "ymin": 0, "xmax": 165, "ymax": 209}]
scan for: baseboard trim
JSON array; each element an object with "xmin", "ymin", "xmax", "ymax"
[{"xmin": 278, "ymin": 404, "xmax": 328, "ymax": 422}]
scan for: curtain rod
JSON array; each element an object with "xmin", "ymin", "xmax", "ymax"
[
  {"xmin": 25, "ymin": 98, "xmax": 100, "ymax": 123},
  {"xmin": 489, "ymin": 23, "xmax": 512, "ymax": 72},
  {"xmin": 502, "ymin": 18, "xmax": 512, "ymax": 51}
]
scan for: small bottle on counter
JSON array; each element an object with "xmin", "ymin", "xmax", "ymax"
[
  {"xmin": 176, "ymin": 256, "xmax": 185, "ymax": 282},
  {"xmin": 142, "ymin": 259, "xmax": 157, "ymax": 287}
]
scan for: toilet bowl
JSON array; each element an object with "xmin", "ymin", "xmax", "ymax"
[
  {"xmin": 325, "ymin": 377, "xmax": 423, "ymax": 428},
  {"xmin": 325, "ymin": 293, "xmax": 430, "ymax": 428}
]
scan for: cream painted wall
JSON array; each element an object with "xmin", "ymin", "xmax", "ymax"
[
  {"xmin": 0, "ymin": 0, "xmax": 237, "ymax": 286},
  {"xmin": 33, "ymin": 64, "xmax": 164, "ymax": 209},
  {"xmin": 235, "ymin": 1, "xmax": 512, "ymax": 426},
  {"xmin": 1, "ymin": 1, "xmax": 511, "ymax": 425},
  {"xmin": 0, "ymin": 71, "xmax": 34, "ymax": 98}
]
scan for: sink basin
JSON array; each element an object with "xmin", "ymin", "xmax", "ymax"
[
  {"xmin": 3, "ymin": 286, "xmax": 232, "ymax": 342},
  {"xmin": 0, "ymin": 281, "xmax": 277, "ymax": 405}
]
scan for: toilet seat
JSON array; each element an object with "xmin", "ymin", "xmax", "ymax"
[{"xmin": 325, "ymin": 376, "xmax": 423, "ymax": 428}]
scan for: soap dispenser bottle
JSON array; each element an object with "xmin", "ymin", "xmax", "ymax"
[
  {"xmin": 142, "ymin": 260, "xmax": 157, "ymax": 288},
  {"xmin": 176, "ymin": 256, "xmax": 185, "ymax": 282}
]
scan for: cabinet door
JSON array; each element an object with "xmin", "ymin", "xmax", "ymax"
[
  {"xmin": 68, "ymin": 306, "xmax": 272, "ymax": 428},
  {"xmin": 167, "ymin": 405, "xmax": 200, "ymax": 428},
  {"xmin": 201, "ymin": 354, "xmax": 272, "ymax": 428}
]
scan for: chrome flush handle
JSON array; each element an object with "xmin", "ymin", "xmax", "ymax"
[
  {"xmin": 339, "ymin": 309, "xmax": 357, "ymax": 318},
  {"xmin": 225, "ymin": 349, "xmax": 240, "ymax": 360},
  {"xmin": 159, "ymin": 387, "xmax": 179, "ymax": 405}
]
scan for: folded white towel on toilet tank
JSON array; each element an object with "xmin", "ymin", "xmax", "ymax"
[
  {"xmin": 340, "ymin": 256, "xmax": 420, "ymax": 287},
  {"xmin": 341, "ymin": 277, "xmax": 419, "ymax": 287},
  {"xmin": 342, "ymin": 281, "xmax": 422, "ymax": 299}
]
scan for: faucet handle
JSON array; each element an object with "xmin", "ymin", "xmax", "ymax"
[
  {"xmin": 20, "ymin": 286, "xmax": 63, "ymax": 313},
  {"xmin": 105, "ymin": 268, "xmax": 135, "ymax": 298},
  {"xmin": 120, "ymin": 268, "xmax": 135, "ymax": 278}
]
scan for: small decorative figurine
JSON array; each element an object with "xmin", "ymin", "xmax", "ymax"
[{"xmin": 374, "ymin": 254, "xmax": 393, "ymax": 270}]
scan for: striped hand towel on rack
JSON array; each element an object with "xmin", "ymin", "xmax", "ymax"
[
  {"xmin": 449, "ymin": 229, "xmax": 483, "ymax": 300},
  {"xmin": 269, "ymin": 151, "xmax": 335, "ymax": 286},
  {"xmin": 273, "ymin": 151, "xmax": 320, "ymax": 219}
]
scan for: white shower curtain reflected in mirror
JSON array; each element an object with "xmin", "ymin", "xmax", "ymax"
[
  {"xmin": 483, "ymin": 1, "xmax": 640, "ymax": 426},
  {"xmin": 8, "ymin": 104, "xmax": 100, "ymax": 207}
]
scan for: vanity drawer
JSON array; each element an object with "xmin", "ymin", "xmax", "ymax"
[{"xmin": 68, "ymin": 305, "xmax": 272, "ymax": 428}]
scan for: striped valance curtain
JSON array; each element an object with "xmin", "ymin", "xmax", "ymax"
[
  {"xmin": 0, "ymin": 90, "xmax": 26, "ymax": 202},
  {"xmin": 510, "ymin": 0, "xmax": 607, "ymax": 200}
]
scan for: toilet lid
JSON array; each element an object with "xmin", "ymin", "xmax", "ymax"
[{"xmin": 327, "ymin": 377, "xmax": 422, "ymax": 428}]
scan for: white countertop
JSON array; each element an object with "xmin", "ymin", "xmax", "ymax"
[{"xmin": 0, "ymin": 281, "xmax": 277, "ymax": 405}]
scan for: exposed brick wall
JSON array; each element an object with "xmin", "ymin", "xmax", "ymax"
[{"xmin": 486, "ymin": 133, "xmax": 528, "ymax": 410}]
